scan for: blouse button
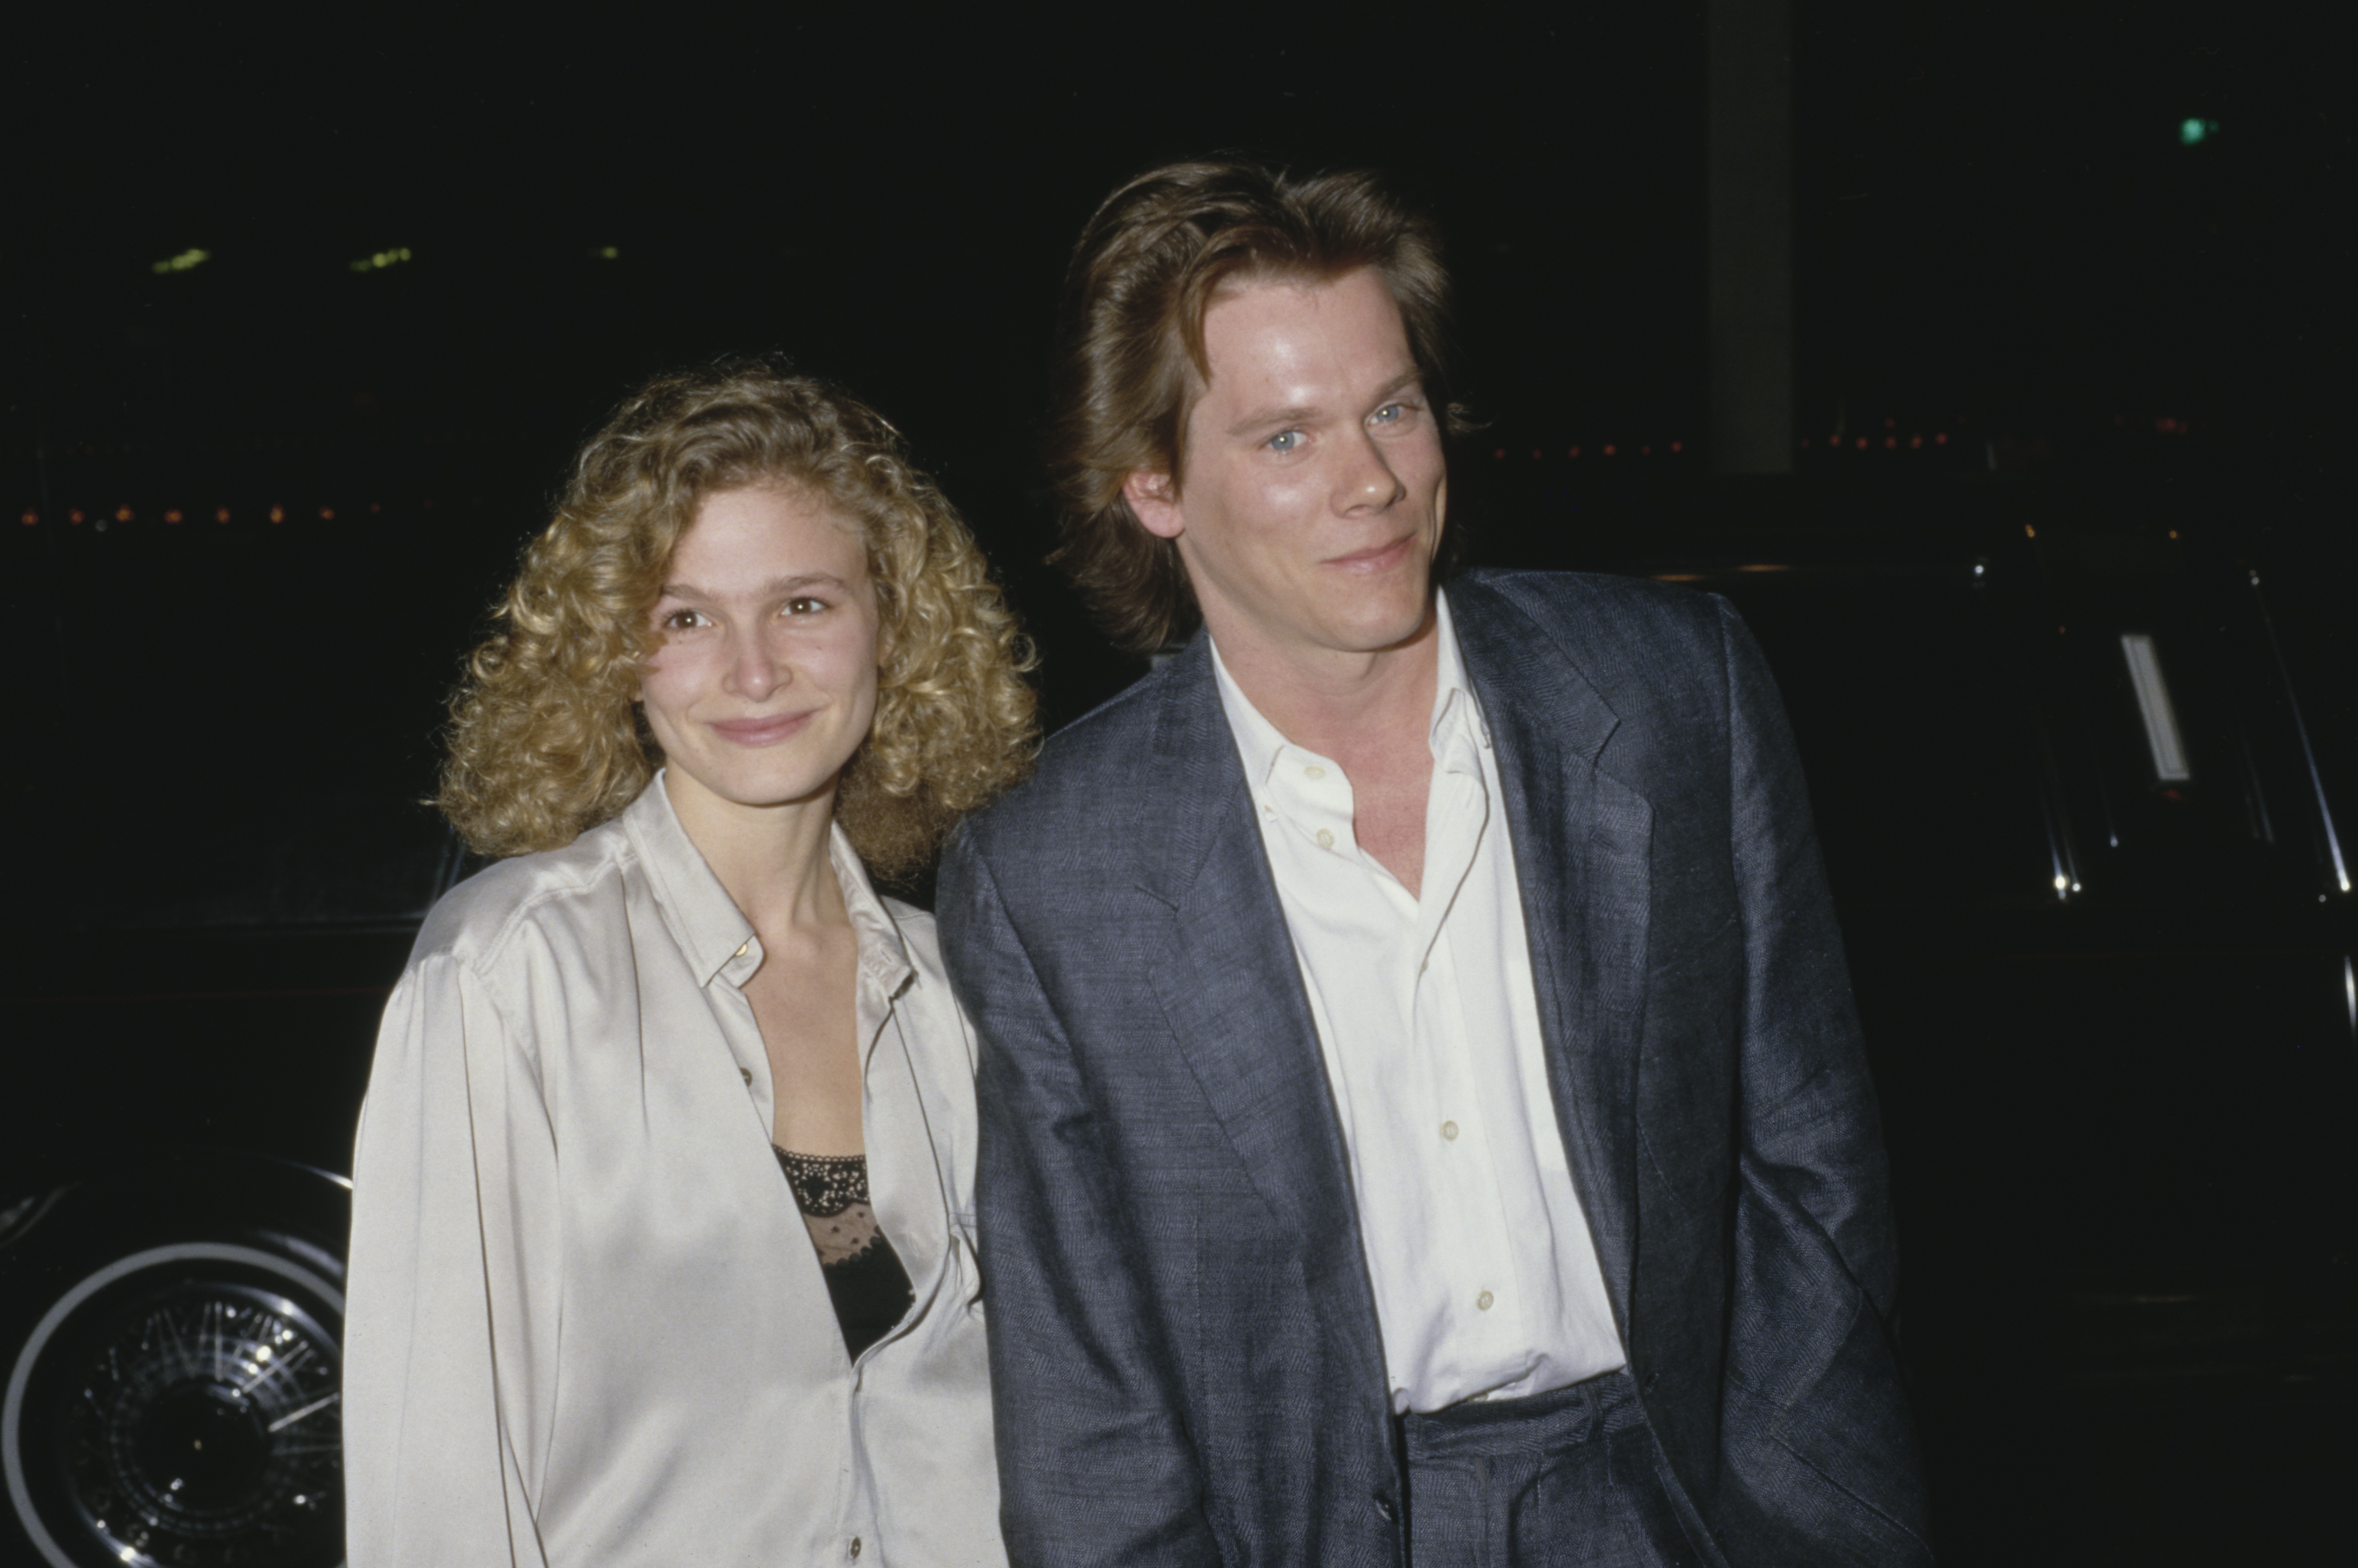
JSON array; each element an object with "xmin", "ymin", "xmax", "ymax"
[
  {"xmin": 1441, "ymin": 1120, "xmax": 1459, "ymax": 1141},
  {"xmin": 1476, "ymin": 1289, "xmax": 1496, "ymax": 1311},
  {"xmin": 849, "ymin": 1539, "xmax": 862, "ymax": 1560},
  {"xmin": 1315, "ymin": 828, "xmax": 1335, "ymax": 849},
  {"xmin": 740, "ymin": 1068, "xmax": 753, "ymax": 1087}
]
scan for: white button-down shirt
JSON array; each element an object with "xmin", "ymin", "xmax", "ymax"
[
  {"xmin": 1211, "ymin": 591, "xmax": 1625, "ymax": 1414},
  {"xmin": 345, "ymin": 775, "xmax": 1002, "ymax": 1567}
]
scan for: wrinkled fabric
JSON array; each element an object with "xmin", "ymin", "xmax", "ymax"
[{"xmin": 346, "ymin": 776, "xmax": 1002, "ymax": 1568}]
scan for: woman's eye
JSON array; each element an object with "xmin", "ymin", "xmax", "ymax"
[
  {"xmin": 659, "ymin": 608, "xmax": 707, "ymax": 631},
  {"xmin": 783, "ymin": 596, "xmax": 828, "ymax": 616}
]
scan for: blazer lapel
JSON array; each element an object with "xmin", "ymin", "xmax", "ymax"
[
  {"xmin": 1451, "ymin": 577, "xmax": 1652, "ymax": 1338},
  {"xmin": 1134, "ymin": 640, "xmax": 1387, "ymax": 1375}
]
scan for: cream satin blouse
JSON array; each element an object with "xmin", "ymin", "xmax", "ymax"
[{"xmin": 344, "ymin": 776, "xmax": 1003, "ymax": 1567}]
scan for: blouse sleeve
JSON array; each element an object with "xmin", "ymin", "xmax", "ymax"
[{"xmin": 344, "ymin": 947, "xmax": 561, "ymax": 1567}]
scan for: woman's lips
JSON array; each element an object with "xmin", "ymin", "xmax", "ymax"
[{"xmin": 708, "ymin": 709, "xmax": 818, "ymax": 746}]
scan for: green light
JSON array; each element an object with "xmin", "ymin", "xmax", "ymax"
[
  {"xmin": 151, "ymin": 247, "xmax": 209, "ymax": 275},
  {"xmin": 2180, "ymin": 118, "xmax": 2218, "ymax": 145},
  {"xmin": 598, "ymin": 245, "xmax": 619, "ymax": 260}
]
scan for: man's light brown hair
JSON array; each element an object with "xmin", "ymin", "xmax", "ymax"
[{"xmin": 1043, "ymin": 156, "xmax": 1468, "ymax": 656}]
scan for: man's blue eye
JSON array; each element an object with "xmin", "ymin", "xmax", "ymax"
[{"xmin": 1269, "ymin": 431, "xmax": 1300, "ymax": 452}]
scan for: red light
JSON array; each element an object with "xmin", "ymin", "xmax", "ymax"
[
  {"xmin": 269, "ymin": 505, "xmax": 286, "ymax": 524},
  {"xmin": 215, "ymin": 507, "xmax": 231, "ymax": 523},
  {"xmin": 1884, "ymin": 437, "xmax": 1896, "ymax": 449},
  {"xmin": 1855, "ymin": 437, "xmax": 1868, "ymax": 450},
  {"xmin": 370, "ymin": 502, "xmax": 382, "ymax": 513},
  {"xmin": 115, "ymin": 506, "xmax": 133, "ymax": 522},
  {"xmin": 1603, "ymin": 444, "xmax": 1617, "ymax": 456},
  {"xmin": 1909, "ymin": 436, "xmax": 1922, "ymax": 449},
  {"xmin": 1568, "ymin": 446, "xmax": 1581, "ymax": 459},
  {"xmin": 1884, "ymin": 417, "xmax": 1895, "ymax": 428},
  {"xmin": 18, "ymin": 511, "xmax": 35, "ymax": 527},
  {"xmin": 1669, "ymin": 440, "xmax": 1682, "ymax": 453},
  {"xmin": 1641, "ymin": 445, "xmax": 1652, "ymax": 455},
  {"xmin": 1529, "ymin": 449, "xmax": 1541, "ymax": 460},
  {"xmin": 1493, "ymin": 448, "xmax": 1507, "ymax": 459},
  {"xmin": 68, "ymin": 510, "xmax": 84, "ymax": 524},
  {"xmin": 319, "ymin": 506, "xmax": 336, "ymax": 520},
  {"xmin": 164, "ymin": 508, "xmax": 184, "ymax": 524},
  {"xmin": 1935, "ymin": 432, "xmax": 1948, "ymax": 445}
]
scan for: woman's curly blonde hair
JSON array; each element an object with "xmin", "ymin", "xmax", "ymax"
[{"xmin": 438, "ymin": 360, "xmax": 1037, "ymax": 881}]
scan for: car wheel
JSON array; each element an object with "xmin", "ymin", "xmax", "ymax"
[{"xmin": 4, "ymin": 1205, "xmax": 346, "ymax": 1568}]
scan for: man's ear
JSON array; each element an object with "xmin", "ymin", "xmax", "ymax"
[{"xmin": 1123, "ymin": 471, "xmax": 1185, "ymax": 541}]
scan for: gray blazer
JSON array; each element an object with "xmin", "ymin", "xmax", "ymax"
[{"xmin": 938, "ymin": 570, "xmax": 1933, "ymax": 1567}]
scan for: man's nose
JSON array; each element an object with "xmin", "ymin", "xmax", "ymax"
[
  {"xmin": 725, "ymin": 625, "xmax": 788, "ymax": 700},
  {"xmin": 1338, "ymin": 430, "xmax": 1407, "ymax": 511}
]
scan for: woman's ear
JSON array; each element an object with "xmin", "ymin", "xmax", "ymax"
[{"xmin": 1123, "ymin": 471, "xmax": 1184, "ymax": 541}]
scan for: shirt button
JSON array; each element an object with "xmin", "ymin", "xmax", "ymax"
[
  {"xmin": 740, "ymin": 1067, "xmax": 753, "ymax": 1086},
  {"xmin": 1476, "ymin": 1289, "xmax": 1495, "ymax": 1311},
  {"xmin": 1315, "ymin": 828, "xmax": 1335, "ymax": 849},
  {"xmin": 1304, "ymin": 764, "xmax": 1327, "ymax": 780},
  {"xmin": 849, "ymin": 1540, "xmax": 862, "ymax": 1560},
  {"xmin": 1441, "ymin": 1120, "xmax": 1459, "ymax": 1141},
  {"xmin": 735, "ymin": 941, "xmax": 751, "ymax": 958}
]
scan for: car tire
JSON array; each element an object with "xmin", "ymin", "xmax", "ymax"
[{"xmin": 1, "ymin": 1160, "xmax": 349, "ymax": 1568}]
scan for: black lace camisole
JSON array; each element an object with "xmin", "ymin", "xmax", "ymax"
[{"xmin": 773, "ymin": 1147, "xmax": 915, "ymax": 1360}]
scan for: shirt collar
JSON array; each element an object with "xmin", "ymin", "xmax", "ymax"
[
  {"xmin": 1208, "ymin": 587, "xmax": 1488, "ymax": 781},
  {"xmin": 621, "ymin": 771, "xmax": 912, "ymax": 995}
]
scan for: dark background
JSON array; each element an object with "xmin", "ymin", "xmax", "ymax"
[{"xmin": 4, "ymin": 4, "xmax": 2351, "ymax": 1563}]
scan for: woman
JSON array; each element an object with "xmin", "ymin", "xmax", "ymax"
[{"xmin": 344, "ymin": 361, "xmax": 1035, "ymax": 1567}]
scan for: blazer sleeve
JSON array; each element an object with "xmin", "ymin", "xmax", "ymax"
[
  {"xmin": 1714, "ymin": 595, "xmax": 1933, "ymax": 1561},
  {"xmin": 343, "ymin": 950, "xmax": 557, "ymax": 1568},
  {"xmin": 937, "ymin": 833, "xmax": 1223, "ymax": 1568}
]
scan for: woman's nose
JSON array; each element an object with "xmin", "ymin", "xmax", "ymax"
[{"xmin": 725, "ymin": 627, "xmax": 788, "ymax": 700}]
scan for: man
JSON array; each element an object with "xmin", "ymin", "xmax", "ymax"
[{"xmin": 937, "ymin": 158, "xmax": 1930, "ymax": 1567}]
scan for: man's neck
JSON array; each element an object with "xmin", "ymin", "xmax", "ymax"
[{"xmin": 1205, "ymin": 599, "xmax": 1441, "ymax": 765}]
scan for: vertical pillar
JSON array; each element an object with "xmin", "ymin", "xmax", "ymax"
[{"xmin": 1709, "ymin": 0, "xmax": 1793, "ymax": 474}]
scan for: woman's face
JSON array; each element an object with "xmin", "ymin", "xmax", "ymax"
[{"xmin": 639, "ymin": 484, "xmax": 881, "ymax": 822}]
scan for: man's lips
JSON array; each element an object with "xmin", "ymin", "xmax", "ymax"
[
  {"xmin": 708, "ymin": 710, "xmax": 819, "ymax": 745},
  {"xmin": 1325, "ymin": 534, "xmax": 1417, "ymax": 571}
]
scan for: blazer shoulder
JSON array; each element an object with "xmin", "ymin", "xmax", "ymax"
[
  {"xmin": 1454, "ymin": 568, "xmax": 1735, "ymax": 697},
  {"xmin": 954, "ymin": 657, "xmax": 1183, "ymax": 854}
]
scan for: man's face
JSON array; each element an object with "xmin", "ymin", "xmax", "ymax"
[{"xmin": 1126, "ymin": 267, "xmax": 1446, "ymax": 665}]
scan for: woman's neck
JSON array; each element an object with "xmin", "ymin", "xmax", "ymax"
[{"xmin": 660, "ymin": 769, "xmax": 849, "ymax": 934}]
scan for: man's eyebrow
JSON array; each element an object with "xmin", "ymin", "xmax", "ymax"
[
  {"xmin": 657, "ymin": 571, "xmax": 855, "ymax": 599},
  {"xmin": 1222, "ymin": 370, "xmax": 1426, "ymax": 438}
]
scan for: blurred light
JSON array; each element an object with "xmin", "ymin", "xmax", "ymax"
[
  {"xmin": 68, "ymin": 509, "xmax": 85, "ymax": 524},
  {"xmin": 1530, "ymin": 449, "xmax": 1541, "ymax": 460},
  {"xmin": 215, "ymin": 506, "xmax": 231, "ymax": 523},
  {"xmin": 1884, "ymin": 436, "xmax": 1896, "ymax": 449},
  {"xmin": 370, "ymin": 502, "xmax": 382, "ymax": 513},
  {"xmin": 115, "ymin": 506, "xmax": 133, "ymax": 522},
  {"xmin": 1654, "ymin": 573, "xmax": 1702, "ymax": 583},
  {"xmin": 2179, "ymin": 118, "xmax": 2218, "ymax": 145},
  {"xmin": 1669, "ymin": 440, "xmax": 1682, "ymax": 453},
  {"xmin": 318, "ymin": 506, "xmax": 336, "ymax": 520},
  {"xmin": 269, "ymin": 505, "xmax": 286, "ymax": 523},
  {"xmin": 1738, "ymin": 564, "xmax": 1790, "ymax": 573},
  {"xmin": 350, "ymin": 247, "xmax": 415, "ymax": 273},
  {"xmin": 164, "ymin": 508, "xmax": 184, "ymax": 525},
  {"xmin": 1493, "ymin": 448, "xmax": 1506, "ymax": 459},
  {"xmin": 150, "ymin": 247, "xmax": 210, "ymax": 275},
  {"xmin": 1602, "ymin": 444, "xmax": 1616, "ymax": 456},
  {"xmin": 2025, "ymin": 524, "xmax": 2038, "ymax": 538},
  {"xmin": 1854, "ymin": 437, "xmax": 1867, "ymax": 450},
  {"xmin": 1568, "ymin": 446, "xmax": 1581, "ymax": 458},
  {"xmin": 598, "ymin": 246, "xmax": 620, "ymax": 260},
  {"xmin": 1909, "ymin": 435, "xmax": 1922, "ymax": 449},
  {"xmin": 18, "ymin": 511, "xmax": 35, "ymax": 527},
  {"xmin": 1800, "ymin": 439, "xmax": 1810, "ymax": 449},
  {"xmin": 1641, "ymin": 445, "xmax": 1652, "ymax": 455},
  {"xmin": 1883, "ymin": 417, "xmax": 1895, "ymax": 429},
  {"xmin": 2168, "ymin": 529, "xmax": 2179, "ymax": 539},
  {"xmin": 1935, "ymin": 432, "xmax": 1948, "ymax": 445}
]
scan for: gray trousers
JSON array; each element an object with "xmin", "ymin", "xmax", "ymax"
[{"xmin": 1400, "ymin": 1372, "xmax": 1731, "ymax": 1568}]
